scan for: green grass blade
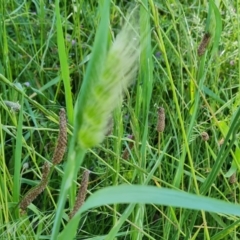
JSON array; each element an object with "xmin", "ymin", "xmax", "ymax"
[
  {"xmin": 51, "ymin": 1, "xmax": 111, "ymax": 239},
  {"xmin": 132, "ymin": 1, "xmax": 153, "ymax": 239},
  {"xmin": 182, "ymin": 1, "xmax": 223, "ymax": 238},
  {"xmin": 208, "ymin": 0, "xmax": 222, "ymax": 56},
  {"xmin": 200, "ymin": 107, "xmax": 240, "ymax": 194},
  {"xmin": 211, "ymin": 218, "xmax": 240, "ymax": 240},
  {"xmin": 58, "ymin": 185, "xmax": 240, "ymax": 240},
  {"xmin": 55, "ymin": 0, "xmax": 73, "ymax": 124},
  {"xmin": 12, "ymin": 94, "xmax": 24, "ymax": 217},
  {"xmin": 105, "ymin": 139, "xmax": 171, "ymax": 239}
]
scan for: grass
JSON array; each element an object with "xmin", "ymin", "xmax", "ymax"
[{"xmin": 0, "ymin": 0, "xmax": 240, "ymax": 239}]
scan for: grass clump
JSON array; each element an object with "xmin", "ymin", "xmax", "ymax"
[{"xmin": 0, "ymin": 0, "xmax": 240, "ymax": 240}]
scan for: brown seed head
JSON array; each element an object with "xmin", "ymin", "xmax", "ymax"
[
  {"xmin": 20, "ymin": 162, "xmax": 50, "ymax": 211},
  {"xmin": 122, "ymin": 135, "xmax": 135, "ymax": 160},
  {"xmin": 157, "ymin": 107, "xmax": 165, "ymax": 133},
  {"xmin": 229, "ymin": 172, "xmax": 237, "ymax": 184},
  {"xmin": 198, "ymin": 33, "xmax": 211, "ymax": 56},
  {"xmin": 69, "ymin": 170, "xmax": 90, "ymax": 219},
  {"xmin": 52, "ymin": 108, "xmax": 67, "ymax": 165},
  {"xmin": 42, "ymin": 162, "xmax": 50, "ymax": 183}
]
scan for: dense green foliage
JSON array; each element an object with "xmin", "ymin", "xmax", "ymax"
[{"xmin": 0, "ymin": 0, "xmax": 240, "ymax": 239}]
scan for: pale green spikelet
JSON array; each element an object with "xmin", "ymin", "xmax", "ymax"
[{"xmin": 77, "ymin": 18, "xmax": 139, "ymax": 149}]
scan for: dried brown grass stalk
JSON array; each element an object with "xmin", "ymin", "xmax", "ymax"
[
  {"xmin": 198, "ymin": 33, "xmax": 211, "ymax": 56},
  {"xmin": 52, "ymin": 108, "xmax": 67, "ymax": 165},
  {"xmin": 157, "ymin": 107, "xmax": 165, "ymax": 133},
  {"xmin": 69, "ymin": 170, "xmax": 90, "ymax": 219},
  {"xmin": 20, "ymin": 162, "xmax": 50, "ymax": 211}
]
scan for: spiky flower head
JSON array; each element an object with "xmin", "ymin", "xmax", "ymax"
[{"xmin": 77, "ymin": 18, "xmax": 139, "ymax": 149}]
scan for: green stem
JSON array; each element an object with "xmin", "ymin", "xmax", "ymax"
[{"xmin": 51, "ymin": 146, "xmax": 86, "ymax": 240}]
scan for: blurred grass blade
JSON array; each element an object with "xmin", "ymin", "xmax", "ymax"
[
  {"xmin": 211, "ymin": 218, "xmax": 240, "ymax": 240},
  {"xmin": 55, "ymin": 0, "xmax": 73, "ymax": 124},
  {"xmin": 58, "ymin": 185, "xmax": 240, "ymax": 240},
  {"xmin": 51, "ymin": 1, "xmax": 111, "ymax": 239},
  {"xmin": 74, "ymin": 11, "xmax": 139, "ymax": 150},
  {"xmin": 208, "ymin": 0, "xmax": 222, "ymax": 56},
  {"xmin": 133, "ymin": 2, "xmax": 153, "ymax": 238}
]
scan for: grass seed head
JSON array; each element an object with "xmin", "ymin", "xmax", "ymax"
[
  {"xmin": 229, "ymin": 172, "xmax": 237, "ymax": 184},
  {"xmin": 20, "ymin": 162, "xmax": 50, "ymax": 211},
  {"xmin": 52, "ymin": 108, "xmax": 67, "ymax": 165},
  {"xmin": 69, "ymin": 170, "xmax": 90, "ymax": 219},
  {"xmin": 157, "ymin": 107, "xmax": 165, "ymax": 133},
  {"xmin": 201, "ymin": 132, "xmax": 209, "ymax": 141},
  {"xmin": 198, "ymin": 33, "xmax": 211, "ymax": 56}
]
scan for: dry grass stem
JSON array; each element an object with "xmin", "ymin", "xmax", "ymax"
[
  {"xmin": 52, "ymin": 108, "xmax": 67, "ymax": 165},
  {"xmin": 69, "ymin": 170, "xmax": 90, "ymax": 219}
]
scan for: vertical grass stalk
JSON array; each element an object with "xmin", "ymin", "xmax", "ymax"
[
  {"xmin": 52, "ymin": 2, "xmax": 140, "ymax": 239},
  {"xmin": 13, "ymin": 95, "xmax": 24, "ymax": 218}
]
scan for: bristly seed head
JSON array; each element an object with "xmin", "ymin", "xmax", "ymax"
[
  {"xmin": 19, "ymin": 162, "xmax": 50, "ymax": 211},
  {"xmin": 52, "ymin": 108, "xmax": 67, "ymax": 165},
  {"xmin": 69, "ymin": 170, "xmax": 90, "ymax": 219},
  {"xmin": 198, "ymin": 32, "xmax": 211, "ymax": 56},
  {"xmin": 77, "ymin": 17, "xmax": 140, "ymax": 149}
]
